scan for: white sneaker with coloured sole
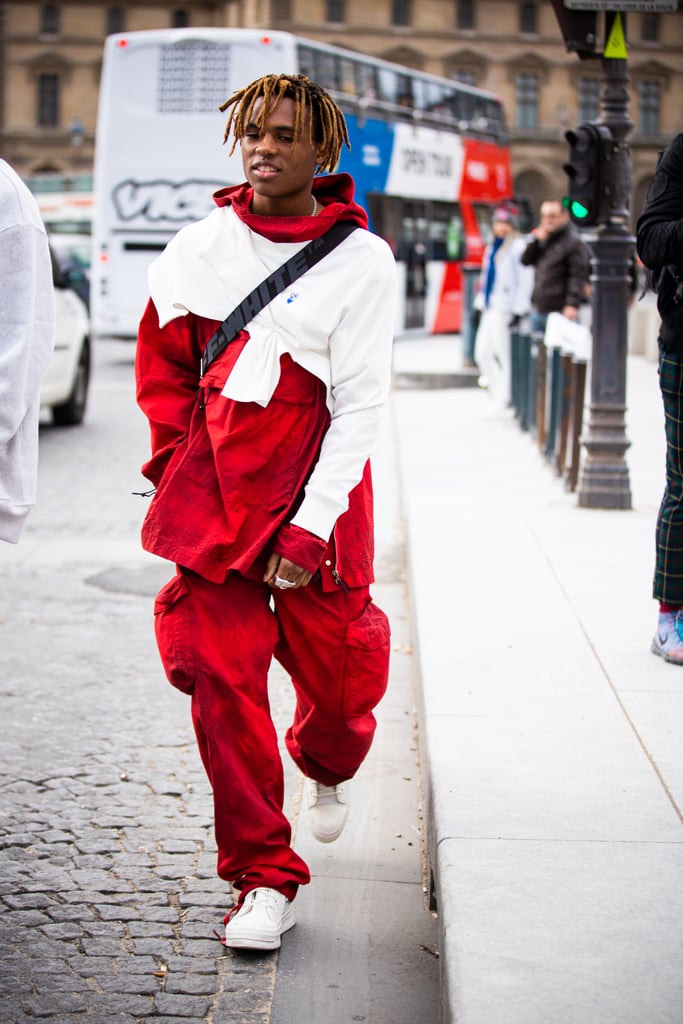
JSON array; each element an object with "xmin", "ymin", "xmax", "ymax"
[
  {"xmin": 305, "ymin": 778, "xmax": 350, "ymax": 843},
  {"xmin": 652, "ymin": 610, "xmax": 683, "ymax": 665},
  {"xmin": 224, "ymin": 887, "xmax": 295, "ymax": 951}
]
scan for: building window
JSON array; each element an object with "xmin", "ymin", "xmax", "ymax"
[
  {"xmin": 642, "ymin": 13, "xmax": 659, "ymax": 41},
  {"xmin": 38, "ymin": 73, "xmax": 60, "ymax": 127},
  {"xmin": 515, "ymin": 73, "xmax": 538, "ymax": 129},
  {"xmin": 456, "ymin": 0, "xmax": 474, "ymax": 30},
  {"xmin": 639, "ymin": 80, "xmax": 660, "ymax": 135},
  {"xmin": 451, "ymin": 69, "xmax": 477, "ymax": 87},
  {"xmin": 519, "ymin": 3, "xmax": 537, "ymax": 34},
  {"xmin": 40, "ymin": 4, "xmax": 60, "ymax": 34},
  {"xmin": 577, "ymin": 77, "xmax": 599, "ymax": 122},
  {"xmin": 106, "ymin": 7, "xmax": 125, "ymax": 34},
  {"xmin": 272, "ymin": 0, "xmax": 292, "ymax": 17},
  {"xmin": 392, "ymin": 0, "xmax": 411, "ymax": 26},
  {"xmin": 172, "ymin": 9, "xmax": 189, "ymax": 27},
  {"xmin": 326, "ymin": 0, "xmax": 345, "ymax": 22}
]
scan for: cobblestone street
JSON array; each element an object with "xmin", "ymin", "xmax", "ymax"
[
  {"xmin": 0, "ymin": 341, "xmax": 436, "ymax": 1024},
  {"xmin": 0, "ymin": 341, "xmax": 296, "ymax": 1023}
]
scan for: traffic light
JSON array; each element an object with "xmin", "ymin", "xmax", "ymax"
[{"xmin": 562, "ymin": 122, "xmax": 613, "ymax": 227}]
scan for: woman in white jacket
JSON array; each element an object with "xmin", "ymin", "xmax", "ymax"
[
  {"xmin": 0, "ymin": 159, "xmax": 55, "ymax": 543},
  {"xmin": 474, "ymin": 205, "xmax": 534, "ymax": 412}
]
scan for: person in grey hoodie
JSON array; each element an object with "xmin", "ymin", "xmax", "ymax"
[{"xmin": 0, "ymin": 158, "xmax": 55, "ymax": 543}]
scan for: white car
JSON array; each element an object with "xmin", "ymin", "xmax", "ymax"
[
  {"xmin": 41, "ymin": 248, "xmax": 91, "ymax": 426},
  {"xmin": 47, "ymin": 231, "xmax": 91, "ymax": 310}
]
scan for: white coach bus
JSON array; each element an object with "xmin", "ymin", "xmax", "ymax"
[{"xmin": 91, "ymin": 28, "xmax": 510, "ymax": 339}]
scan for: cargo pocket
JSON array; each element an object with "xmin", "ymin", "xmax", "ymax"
[
  {"xmin": 153, "ymin": 573, "xmax": 196, "ymax": 695},
  {"xmin": 341, "ymin": 602, "xmax": 391, "ymax": 717}
]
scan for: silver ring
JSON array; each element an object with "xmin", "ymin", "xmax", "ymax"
[{"xmin": 274, "ymin": 574, "xmax": 295, "ymax": 589}]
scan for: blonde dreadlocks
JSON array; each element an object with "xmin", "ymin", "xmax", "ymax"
[{"xmin": 220, "ymin": 74, "xmax": 350, "ymax": 174}]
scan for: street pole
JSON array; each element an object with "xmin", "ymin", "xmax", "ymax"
[{"xmin": 577, "ymin": 12, "xmax": 633, "ymax": 509}]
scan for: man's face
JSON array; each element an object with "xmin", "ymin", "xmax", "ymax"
[
  {"xmin": 240, "ymin": 96, "xmax": 322, "ymax": 215},
  {"xmin": 539, "ymin": 202, "xmax": 568, "ymax": 234}
]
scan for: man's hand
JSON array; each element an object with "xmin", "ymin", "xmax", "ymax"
[{"xmin": 264, "ymin": 553, "xmax": 313, "ymax": 591}]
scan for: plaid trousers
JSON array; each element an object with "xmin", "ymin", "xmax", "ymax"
[{"xmin": 654, "ymin": 341, "xmax": 683, "ymax": 604}]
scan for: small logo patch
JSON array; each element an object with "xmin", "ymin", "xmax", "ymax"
[{"xmin": 286, "ymin": 292, "xmax": 300, "ymax": 304}]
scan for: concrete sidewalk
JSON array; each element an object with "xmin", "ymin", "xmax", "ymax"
[{"xmin": 391, "ymin": 335, "xmax": 683, "ymax": 1024}]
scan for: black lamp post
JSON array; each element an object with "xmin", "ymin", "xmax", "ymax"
[{"xmin": 577, "ymin": 13, "xmax": 634, "ymax": 509}]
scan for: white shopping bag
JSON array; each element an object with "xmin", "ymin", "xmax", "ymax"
[{"xmin": 543, "ymin": 312, "xmax": 591, "ymax": 361}]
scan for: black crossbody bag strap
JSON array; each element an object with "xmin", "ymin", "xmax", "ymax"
[{"xmin": 199, "ymin": 220, "xmax": 358, "ymax": 377}]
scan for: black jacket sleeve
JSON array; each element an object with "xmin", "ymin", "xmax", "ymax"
[
  {"xmin": 520, "ymin": 237, "xmax": 542, "ymax": 266},
  {"xmin": 635, "ymin": 134, "xmax": 683, "ymax": 271}
]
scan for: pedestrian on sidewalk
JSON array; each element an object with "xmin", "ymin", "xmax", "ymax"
[
  {"xmin": 520, "ymin": 198, "xmax": 590, "ymax": 336},
  {"xmin": 0, "ymin": 158, "xmax": 55, "ymax": 544},
  {"xmin": 635, "ymin": 133, "xmax": 683, "ymax": 664},
  {"xmin": 135, "ymin": 74, "xmax": 396, "ymax": 951},
  {"xmin": 473, "ymin": 203, "xmax": 534, "ymax": 410}
]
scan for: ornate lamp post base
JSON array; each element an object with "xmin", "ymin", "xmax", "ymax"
[{"xmin": 578, "ymin": 402, "xmax": 632, "ymax": 508}]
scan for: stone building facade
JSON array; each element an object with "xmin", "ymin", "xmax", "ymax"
[{"xmin": 1, "ymin": 0, "xmax": 681, "ymax": 221}]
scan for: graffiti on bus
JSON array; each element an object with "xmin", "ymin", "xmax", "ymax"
[{"xmin": 112, "ymin": 178, "xmax": 224, "ymax": 223}]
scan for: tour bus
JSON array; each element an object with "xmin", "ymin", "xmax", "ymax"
[{"xmin": 91, "ymin": 28, "xmax": 511, "ymax": 340}]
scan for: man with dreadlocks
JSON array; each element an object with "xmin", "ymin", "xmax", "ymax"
[{"xmin": 135, "ymin": 74, "xmax": 396, "ymax": 951}]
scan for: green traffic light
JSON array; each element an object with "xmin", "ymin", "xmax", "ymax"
[
  {"xmin": 570, "ymin": 200, "xmax": 590, "ymax": 219},
  {"xmin": 562, "ymin": 195, "xmax": 590, "ymax": 220}
]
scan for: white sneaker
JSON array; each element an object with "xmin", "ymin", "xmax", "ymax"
[
  {"xmin": 305, "ymin": 778, "xmax": 350, "ymax": 843},
  {"xmin": 652, "ymin": 611, "xmax": 683, "ymax": 665},
  {"xmin": 224, "ymin": 887, "xmax": 295, "ymax": 951}
]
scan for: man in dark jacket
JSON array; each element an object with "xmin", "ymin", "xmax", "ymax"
[
  {"xmin": 636, "ymin": 133, "xmax": 683, "ymax": 664},
  {"xmin": 521, "ymin": 198, "xmax": 591, "ymax": 335}
]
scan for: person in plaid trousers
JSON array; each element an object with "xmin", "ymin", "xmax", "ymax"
[{"xmin": 636, "ymin": 133, "xmax": 683, "ymax": 663}]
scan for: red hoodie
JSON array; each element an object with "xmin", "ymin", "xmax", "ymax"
[{"xmin": 135, "ymin": 174, "xmax": 377, "ymax": 590}]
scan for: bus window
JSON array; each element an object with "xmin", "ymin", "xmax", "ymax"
[
  {"xmin": 365, "ymin": 193, "xmax": 401, "ymax": 256},
  {"xmin": 297, "ymin": 45, "xmax": 337, "ymax": 91},
  {"xmin": 473, "ymin": 202, "xmax": 495, "ymax": 248},
  {"xmin": 396, "ymin": 74, "xmax": 414, "ymax": 109},
  {"xmin": 458, "ymin": 91, "xmax": 476, "ymax": 125},
  {"xmin": 429, "ymin": 203, "xmax": 464, "ymax": 261},
  {"xmin": 338, "ymin": 57, "xmax": 357, "ymax": 96},
  {"xmin": 400, "ymin": 204, "xmax": 429, "ymax": 329},
  {"xmin": 423, "ymin": 82, "xmax": 448, "ymax": 116},
  {"xmin": 377, "ymin": 68, "xmax": 399, "ymax": 105},
  {"xmin": 298, "ymin": 45, "xmax": 316, "ymax": 81},
  {"xmin": 486, "ymin": 98, "xmax": 507, "ymax": 135},
  {"xmin": 356, "ymin": 61, "xmax": 378, "ymax": 102},
  {"xmin": 370, "ymin": 194, "xmax": 464, "ymax": 264},
  {"xmin": 316, "ymin": 51, "xmax": 339, "ymax": 92}
]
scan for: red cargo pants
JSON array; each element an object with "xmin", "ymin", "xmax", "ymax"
[{"xmin": 153, "ymin": 566, "xmax": 390, "ymax": 902}]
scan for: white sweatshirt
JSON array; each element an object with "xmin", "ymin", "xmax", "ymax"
[
  {"xmin": 148, "ymin": 205, "xmax": 397, "ymax": 542},
  {"xmin": 0, "ymin": 160, "xmax": 55, "ymax": 543}
]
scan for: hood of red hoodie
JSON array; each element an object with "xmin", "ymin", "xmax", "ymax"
[{"xmin": 212, "ymin": 172, "xmax": 368, "ymax": 243}]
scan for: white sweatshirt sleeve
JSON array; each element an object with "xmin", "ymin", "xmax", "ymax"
[
  {"xmin": 0, "ymin": 163, "xmax": 55, "ymax": 542},
  {"xmin": 290, "ymin": 236, "xmax": 397, "ymax": 540}
]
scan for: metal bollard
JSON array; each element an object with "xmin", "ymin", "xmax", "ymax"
[
  {"xmin": 510, "ymin": 329, "xmax": 522, "ymax": 417},
  {"xmin": 565, "ymin": 353, "xmax": 588, "ymax": 492},
  {"xmin": 517, "ymin": 332, "xmax": 532, "ymax": 431},
  {"xmin": 527, "ymin": 334, "xmax": 538, "ymax": 432},
  {"xmin": 555, "ymin": 350, "xmax": 574, "ymax": 477},
  {"xmin": 535, "ymin": 334, "xmax": 548, "ymax": 451}
]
